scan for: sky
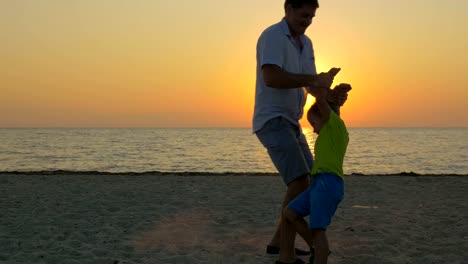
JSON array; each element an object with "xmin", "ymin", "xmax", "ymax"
[{"xmin": 1, "ymin": 0, "xmax": 467, "ymax": 128}]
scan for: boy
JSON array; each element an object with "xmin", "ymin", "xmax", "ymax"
[{"xmin": 277, "ymin": 83, "xmax": 351, "ymax": 264}]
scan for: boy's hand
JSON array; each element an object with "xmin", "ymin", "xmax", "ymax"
[
  {"xmin": 329, "ymin": 83, "xmax": 352, "ymax": 106},
  {"xmin": 335, "ymin": 83, "xmax": 352, "ymax": 92}
]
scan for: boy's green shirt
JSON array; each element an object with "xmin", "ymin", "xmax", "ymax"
[{"xmin": 311, "ymin": 111, "xmax": 349, "ymax": 179}]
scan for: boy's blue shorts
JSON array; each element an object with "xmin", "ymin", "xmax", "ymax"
[{"xmin": 288, "ymin": 172, "xmax": 344, "ymax": 229}]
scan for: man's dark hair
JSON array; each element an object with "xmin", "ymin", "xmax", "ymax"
[{"xmin": 284, "ymin": 0, "xmax": 319, "ymax": 10}]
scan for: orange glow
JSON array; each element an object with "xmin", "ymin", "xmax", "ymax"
[{"xmin": 1, "ymin": 1, "xmax": 467, "ymax": 127}]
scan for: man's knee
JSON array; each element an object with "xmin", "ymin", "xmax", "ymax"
[
  {"xmin": 282, "ymin": 207, "xmax": 300, "ymax": 224},
  {"xmin": 286, "ymin": 175, "xmax": 309, "ymax": 197}
]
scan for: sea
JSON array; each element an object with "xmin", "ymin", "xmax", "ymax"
[{"xmin": 0, "ymin": 128, "xmax": 467, "ymax": 175}]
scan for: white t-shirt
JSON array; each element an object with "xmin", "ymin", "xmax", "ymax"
[{"xmin": 253, "ymin": 18, "xmax": 317, "ymax": 132}]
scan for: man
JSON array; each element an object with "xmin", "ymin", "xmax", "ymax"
[{"xmin": 253, "ymin": 0, "xmax": 348, "ymax": 261}]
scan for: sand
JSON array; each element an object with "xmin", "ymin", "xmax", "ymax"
[{"xmin": 1, "ymin": 173, "xmax": 467, "ymax": 264}]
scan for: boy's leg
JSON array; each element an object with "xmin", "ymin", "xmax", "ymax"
[
  {"xmin": 279, "ymin": 187, "xmax": 315, "ymax": 263},
  {"xmin": 282, "ymin": 208, "xmax": 314, "ymax": 248},
  {"xmin": 284, "ymin": 210, "xmax": 330, "ymax": 264},
  {"xmin": 283, "ymin": 172, "xmax": 344, "ymax": 264},
  {"xmin": 282, "ymin": 175, "xmax": 310, "ymax": 223},
  {"xmin": 307, "ymin": 174, "xmax": 344, "ymax": 264},
  {"xmin": 283, "ymin": 208, "xmax": 331, "ymax": 264},
  {"xmin": 284, "ymin": 176, "xmax": 321, "ymax": 249},
  {"xmin": 311, "ymin": 229, "xmax": 329, "ymax": 264},
  {"xmin": 279, "ymin": 209, "xmax": 298, "ymax": 263}
]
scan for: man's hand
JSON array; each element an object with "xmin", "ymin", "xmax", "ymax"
[
  {"xmin": 328, "ymin": 83, "xmax": 352, "ymax": 106},
  {"xmin": 328, "ymin": 67, "xmax": 341, "ymax": 77},
  {"xmin": 310, "ymin": 67, "xmax": 341, "ymax": 88}
]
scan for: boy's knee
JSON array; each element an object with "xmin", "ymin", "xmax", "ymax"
[{"xmin": 311, "ymin": 228, "xmax": 326, "ymax": 238}]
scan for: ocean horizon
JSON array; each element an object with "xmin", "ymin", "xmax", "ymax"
[{"xmin": 1, "ymin": 127, "xmax": 467, "ymax": 175}]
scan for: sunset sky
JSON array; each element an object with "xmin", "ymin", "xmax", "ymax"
[{"xmin": 1, "ymin": 0, "xmax": 467, "ymax": 128}]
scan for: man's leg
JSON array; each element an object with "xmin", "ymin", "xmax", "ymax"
[
  {"xmin": 255, "ymin": 117, "xmax": 313, "ymax": 253},
  {"xmin": 278, "ymin": 214, "xmax": 296, "ymax": 263},
  {"xmin": 269, "ymin": 175, "xmax": 309, "ymax": 247},
  {"xmin": 271, "ymin": 131, "xmax": 313, "ymax": 250},
  {"xmin": 279, "ymin": 198, "xmax": 314, "ymax": 263}
]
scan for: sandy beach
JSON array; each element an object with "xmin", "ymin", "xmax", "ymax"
[{"xmin": 1, "ymin": 173, "xmax": 467, "ymax": 264}]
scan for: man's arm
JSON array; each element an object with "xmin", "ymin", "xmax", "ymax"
[{"xmin": 262, "ymin": 64, "xmax": 336, "ymax": 90}]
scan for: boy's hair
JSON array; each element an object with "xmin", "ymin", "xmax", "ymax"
[
  {"xmin": 308, "ymin": 102, "xmax": 340, "ymax": 117},
  {"xmin": 310, "ymin": 102, "xmax": 320, "ymax": 114},
  {"xmin": 284, "ymin": 0, "xmax": 319, "ymax": 9},
  {"xmin": 308, "ymin": 103, "xmax": 320, "ymax": 119}
]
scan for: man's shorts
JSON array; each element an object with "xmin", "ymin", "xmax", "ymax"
[
  {"xmin": 255, "ymin": 116, "xmax": 313, "ymax": 185},
  {"xmin": 288, "ymin": 172, "xmax": 344, "ymax": 229}
]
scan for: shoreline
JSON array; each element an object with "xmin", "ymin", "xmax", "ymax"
[{"xmin": 2, "ymin": 170, "xmax": 468, "ymax": 177}]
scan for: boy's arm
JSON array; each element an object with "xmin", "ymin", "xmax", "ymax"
[
  {"xmin": 315, "ymin": 88, "xmax": 333, "ymax": 124},
  {"xmin": 328, "ymin": 100, "xmax": 341, "ymax": 116}
]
